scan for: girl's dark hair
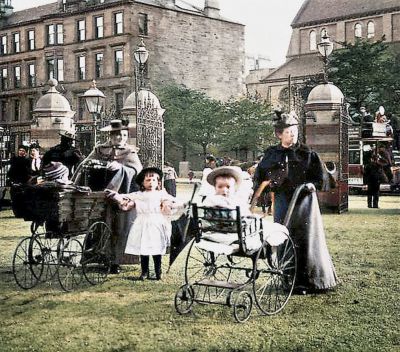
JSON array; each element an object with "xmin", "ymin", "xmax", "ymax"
[{"xmin": 139, "ymin": 171, "xmax": 162, "ymax": 191}]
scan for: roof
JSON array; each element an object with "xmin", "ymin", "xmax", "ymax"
[
  {"xmin": 0, "ymin": 0, "xmax": 204, "ymax": 28},
  {"xmin": 292, "ymin": 0, "xmax": 400, "ymax": 27},
  {"xmin": 260, "ymin": 54, "xmax": 323, "ymax": 82}
]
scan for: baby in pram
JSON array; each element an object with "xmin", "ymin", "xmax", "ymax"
[{"xmin": 201, "ymin": 166, "xmax": 288, "ymax": 252}]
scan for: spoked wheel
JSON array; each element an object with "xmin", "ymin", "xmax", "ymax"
[
  {"xmin": 232, "ymin": 291, "xmax": 253, "ymax": 323},
  {"xmin": 174, "ymin": 284, "xmax": 195, "ymax": 314},
  {"xmin": 185, "ymin": 240, "xmax": 231, "ymax": 284},
  {"xmin": 57, "ymin": 238, "xmax": 84, "ymax": 292},
  {"xmin": 12, "ymin": 236, "xmax": 44, "ymax": 289},
  {"xmin": 82, "ymin": 222, "xmax": 112, "ymax": 285},
  {"xmin": 35, "ymin": 234, "xmax": 60, "ymax": 282},
  {"xmin": 253, "ymin": 235, "xmax": 297, "ymax": 315}
]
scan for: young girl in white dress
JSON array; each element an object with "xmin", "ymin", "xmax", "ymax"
[{"xmin": 106, "ymin": 167, "xmax": 184, "ymax": 280}]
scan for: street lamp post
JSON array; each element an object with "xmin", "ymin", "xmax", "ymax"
[
  {"xmin": 317, "ymin": 31, "xmax": 334, "ymax": 83},
  {"xmin": 83, "ymin": 80, "xmax": 105, "ymax": 147},
  {"xmin": 134, "ymin": 38, "xmax": 149, "ymax": 90}
]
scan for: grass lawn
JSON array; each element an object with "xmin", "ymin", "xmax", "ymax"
[{"xmin": 0, "ymin": 195, "xmax": 399, "ymax": 352}]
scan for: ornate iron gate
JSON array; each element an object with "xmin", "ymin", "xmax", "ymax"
[
  {"xmin": 338, "ymin": 101, "xmax": 350, "ymax": 213},
  {"xmin": 136, "ymin": 93, "xmax": 164, "ymax": 169}
]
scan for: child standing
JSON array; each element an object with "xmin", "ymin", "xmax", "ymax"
[{"xmin": 106, "ymin": 167, "xmax": 184, "ymax": 280}]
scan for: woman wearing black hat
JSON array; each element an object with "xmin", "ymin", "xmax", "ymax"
[
  {"xmin": 255, "ymin": 110, "xmax": 337, "ymax": 294},
  {"xmin": 7, "ymin": 145, "xmax": 31, "ymax": 185},
  {"xmin": 74, "ymin": 119, "xmax": 143, "ymax": 273}
]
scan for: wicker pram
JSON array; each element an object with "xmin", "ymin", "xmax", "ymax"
[{"xmin": 11, "ymin": 182, "xmax": 106, "ymax": 234}]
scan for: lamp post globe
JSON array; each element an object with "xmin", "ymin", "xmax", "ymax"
[
  {"xmin": 134, "ymin": 38, "xmax": 149, "ymax": 65},
  {"xmin": 83, "ymin": 80, "xmax": 105, "ymax": 146},
  {"xmin": 317, "ymin": 32, "xmax": 334, "ymax": 82}
]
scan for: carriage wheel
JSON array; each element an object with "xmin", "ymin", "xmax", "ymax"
[
  {"xmin": 82, "ymin": 221, "xmax": 112, "ymax": 285},
  {"xmin": 57, "ymin": 238, "xmax": 84, "ymax": 292},
  {"xmin": 253, "ymin": 235, "xmax": 297, "ymax": 315},
  {"xmin": 12, "ymin": 237, "xmax": 44, "ymax": 289},
  {"xmin": 232, "ymin": 291, "xmax": 253, "ymax": 323},
  {"xmin": 174, "ymin": 284, "xmax": 195, "ymax": 315},
  {"xmin": 185, "ymin": 240, "xmax": 229, "ymax": 285},
  {"xmin": 34, "ymin": 234, "xmax": 60, "ymax": 282}
]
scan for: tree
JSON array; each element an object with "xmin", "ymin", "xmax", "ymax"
[
  {"xmin": 157, "ymin": 85, "xmax": 224, "ymax": 161},
  {"xmin": 220, "ymin": 95, "xmax": 273, "ymax": 160},
  {"xmin": 328, "ymin": 37, "xmax": 400, "ymax": 113}
]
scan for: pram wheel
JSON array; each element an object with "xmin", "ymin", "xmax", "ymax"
[
  {"xmin": 82, "ymin": 221, "xmax": 112, "ymax": 285},
  {"xmin": 57, "ymin": 238, "xmax": 84, "ymax": 292},
  {"xmin": 185, "ymin": 240, "xmax": 235, "ymax": 285},
  {"xmin": 232, "ymin": 291, "xmax": 252, "ymax": 323},
  {"xmin": 174, "ymin": 284, "xmax": 194, "ymax": 314},
  {"xmin": 253, "ymin": 235, "xmax": 296, "ymax": 315},
  {"xmin": 12, "ymin": 236, "xmax": 44, "ymax": 289}
]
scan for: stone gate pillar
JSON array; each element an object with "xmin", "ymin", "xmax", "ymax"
[
  {"xmin": 31, "ymin": 79, "xmax": 76, "ymax": 151},
  {"xmin": 304, "ymin": 83, "xmax": 349, "ymax": 213}
]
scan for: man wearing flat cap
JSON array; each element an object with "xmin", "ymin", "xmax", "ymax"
[
  {"xmin": 255, "ymin": 110, "xmax": 337, "ymax": 294},
  {"xmin": 74, "ymin": 119, "xmax": 143, "ymax": 272}
]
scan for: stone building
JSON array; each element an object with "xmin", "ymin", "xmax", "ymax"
[
  {"xmin": 0, "ymin": 0, "xmax": 245, "ymax": 150},
  {"xmin": 247, "ymin": 0, "xmax": 400, "ymax": 109}
]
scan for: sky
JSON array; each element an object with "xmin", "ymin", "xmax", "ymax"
[{"xmin": 12, "ymin": 0, "xmax": 305, "ymax": 68}]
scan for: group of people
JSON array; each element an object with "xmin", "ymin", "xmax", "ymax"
[
  {"xmin": 6, "ymin": 111, "xmax": 338, "ymax": 293},
  {"xmin": 6, "ymin": 130, "xmax": 84, "ymax": 187}
]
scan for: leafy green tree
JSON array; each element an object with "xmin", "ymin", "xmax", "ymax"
[
  {"xmin": 157, "ymin": 85, "xmax": 224, "ymax": 161},
  {"xmin": 221, "ymin": 95, "xmax": 273, "ymax": 160},
  {"xmin": 328, "ymin": 37, "xmax": 400, "ymax": 112}
]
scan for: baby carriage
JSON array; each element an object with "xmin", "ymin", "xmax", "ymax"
[{"xmin": 174, "ymin": 203, "xmax": 297, "ymax": 323}]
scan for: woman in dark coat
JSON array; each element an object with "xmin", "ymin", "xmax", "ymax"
[
  {"xmin": 73, "ymin": 119, "xmax": 143, "ymax": 273},
  {"xmin": 255, "ymin": 111, "xmax": 337, "ymax": 294}
]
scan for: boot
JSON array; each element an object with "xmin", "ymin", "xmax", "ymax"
[
  {"xmin": 153, "ymin": 255, "xmax": 162, "ymax": 280},
  {"xmin": 140, "ymin": 255, "xmax": 149, "ymax": 280}
]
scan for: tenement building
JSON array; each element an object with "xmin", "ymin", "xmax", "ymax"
[
  {"xmin": 247, "ymin": 0, "xmax": 400, "ymax": 109},
  {"xmin": 0, "ymin": 0, "xmax": 245, "ymax": 149}
]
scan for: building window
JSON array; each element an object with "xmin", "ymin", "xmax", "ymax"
[
  {"xmin": 114, "ymin": 12, "xmax": 123, "ymax": 35},
  {"xmin": 78, "ymin": 56, "xmax": 86, "ymax": 80},
  {"xmin": 95, "ymin": 52, "xmax": 103, "ymax": 78},
  {"xmin": 47, "ymin": 58, "xmax": 64, "ymax": 81},
  {"xmin": 13, "ymin": 66, "xmax": 21, "ymax": 88},
  {"xmin": 309, "ymin": 30, "xmax": 316, "ymax": 51},
  {"xmin": 77, "ymin": 19, "xmax": 86, "ymax": 42},
  {"xmin": 354, "ymin": 23, "xmax": 362, "ymax": 38},
  {"xmin": 12, "ymin": 32, "xmax": 20, "ymax": 53},
  {"xmin": 0, "ymin": 35, "xmax": 6, "ymax": 55},
  {"xmin": 95, "ymin": 16, "xmax": 104, "ymax": 39},
  {"xmin": 27, "ymin": 30, "xmax": 35, "ymax": 50},
  {"xmin": 1, "ymin": 68, "xmax": 8, "ymax": 90},
  {"xmin": 115, "ymin": 92, "xmax": 124, "ymax": 118},
  {"xmin": 28, "ymin": 63, "xmax": 36, "ymax": 87},
  {"xmin": 114, "ymin": 50, "xmax": 123, "ymax": 75},
  {"xmin": 367, "ymin": 21, "xmax": 375, "ymax": 39},
  {"xmin": 14, "ymin": 100, "xmax": 20, "ymax": 121},
  {"xmin": 0, "ymin": 100, "xmax": 6, "ymax": 121},
  {"xmin": 28, "ymin": 98, "xmax": 35, "ymax": 120},
  {"xmin": 138, "ymin": 13, "xmax": 148, "ymax": 36},
  {"xmin": 47, "ymin": 24, "xmax": 63, "ymax": 45}
]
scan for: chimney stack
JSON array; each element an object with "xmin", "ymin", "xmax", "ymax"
[{"xmin": 204, "ymin": 0, "xmax": 220, "ymax": 18}]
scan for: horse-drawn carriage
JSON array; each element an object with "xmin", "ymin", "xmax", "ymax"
[{"xmin": 10, "ymin": 162, "xmax": 113, "ymax": 291}]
